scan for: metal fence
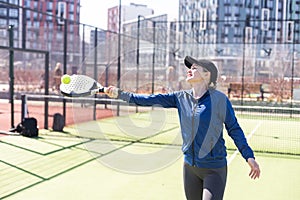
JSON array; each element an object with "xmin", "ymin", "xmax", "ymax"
[{"xmin": 0, "ymin": 2, "xmax": 299, "ymax": 108}]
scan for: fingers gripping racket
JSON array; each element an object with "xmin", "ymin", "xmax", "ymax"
[{"xmin": 60, "ymin": 74, "xmax": 106, "ymax": 97}]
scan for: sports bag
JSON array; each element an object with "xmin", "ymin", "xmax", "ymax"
[
  {"xmin": 17, "ymin": 117, "xmax": 39, "ymax": 137},
  {"xmin": 52, "ymin": 113, "xmax": 65, "ymax": 132}
]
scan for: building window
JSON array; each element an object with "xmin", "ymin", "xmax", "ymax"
[
  {"xmin": 245, "ymin": 27, "xmax": 252, "ymax": 43},
  {"xmin": 33, "ymin": 2, "xmax": 38, "ymax": 9},
  {"xmin": 24, "ymin": 0, "xmax": 30, "ymax": 8},
  {"xmin": 0, "ymin": 29, "xmax": 7, "ymax": 37},
  {"xmin": 9, "ymin": 9, "xmax": 18, "ymax": 18},
  {"xmin": 225, "ymin": 27, "xmax": 229, "ymax": 34},
  {"xmin": 9, "ymin": 0, "xmax": 18, "ymax": 5},
  {"xmin": 268, "ymin": 0, "xmax": 273, "ymax": 8},
  {"xmin": 286, "ymin": 21, "xmax": 294, "ymax": 42},
  {"xmin": 56, "ymin": 32, "xmax": 63, "ymax": 40},
  {"xmin": 69, "ymin": 14, "xmax": 74, "ymax": 21},
  {"xmin": 33, "ymin": 21, "xmax": 39, "ymax": 28},
  {"xmin": 26, "ymin": 10, "xmax": 31, "ymax": 19},
  {"xmin": 57, "ymin": 2, "xmax": 66, "ymax": 25},
  {"xmin": 277, "ymin": 12, "xmax": 282, "ymax": 19},
  {"xmin": 46, "ymin": 12, "xmax": 52, "ymax": 20},
  {"xmin": 9, "ymin": 19, "xmax": 18, "ymax": 27},
  {"xmin": 0, "ymin": 8, "xmax": 6, "ymax": 16},
  {"xmin": 224, "ymin": 6, "xmax": 230, "ymax": 13},
  {"xmin": 47, "ymin": 2, "xmax": 53, "ymax": 10},
  {"xmin": 0, "ymin": 19, "xmax": 6, "ymax": 25},
  {"xmin": 261, "ymin": 8, "xmax": 270, "ymax": 30},
  {"xmin": 69, "ymin": 3, "xmax": 74, "ymax": 12},
  {"xmin": 200, "ymin": 9, "xmax": 207, "ymax": 30}
]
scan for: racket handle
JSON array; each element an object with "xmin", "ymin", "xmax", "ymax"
[
  {"xmin": 98, "ymin": 87, "xmax": 105, "ymax": 93},
  {"xmin": 98, "ymin": 87, "xmax": 110, "ymax": 94},
  {"xmin": 91, "ymin": 87, "xmax": 107, "ymax": 95}
]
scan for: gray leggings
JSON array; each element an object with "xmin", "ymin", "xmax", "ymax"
[{"xmin": 183, "ymin": 162, "xmax": 227, "ymax": 200}]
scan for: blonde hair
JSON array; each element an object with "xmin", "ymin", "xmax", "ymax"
[
  {"xmin": 209, "ymin": 82, "xmax": 217, "ymax": 90},
  {"xmin": 55, "ymin": 62, "xmax": 61, "ymax": 70}
]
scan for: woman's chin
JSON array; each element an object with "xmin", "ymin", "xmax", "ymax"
[{"xmin": 186, "ymin": 77, "xmax": 192, "ymax": 82}]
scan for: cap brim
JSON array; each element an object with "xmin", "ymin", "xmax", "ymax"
[
  {"xmin": 184, "ymin": 56, "xmax": 197, "ymax": 68},
  {"xmin": 183, "ymin": 56, "xmax": 219, "ymax": 84}
]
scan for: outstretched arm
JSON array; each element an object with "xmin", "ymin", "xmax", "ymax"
[{"xmin": 105, "ymin": 86, "xmax": 177, "ymax": 108}]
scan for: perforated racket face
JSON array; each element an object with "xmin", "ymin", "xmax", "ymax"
[{"xmin": 60, "ymin": 74, "xmax": 98, "ymax": 96}]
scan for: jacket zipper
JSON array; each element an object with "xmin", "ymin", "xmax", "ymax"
[
  {"xmin": 210, "ymin": 138, "xmax": 213, "ymax": 157},
  {"xmin": 191, "ymin": 103, "xmax": 197, "ymax": 166}
]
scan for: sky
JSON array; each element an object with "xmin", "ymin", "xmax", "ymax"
[{"xmin": 80, "ymin": 0, "xmax": 179, "ymax": 29}]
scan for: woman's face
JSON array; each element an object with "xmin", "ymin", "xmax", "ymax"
[{"xmin": 186, "ymin": 64, "xmax": 211, "ymax": 85}]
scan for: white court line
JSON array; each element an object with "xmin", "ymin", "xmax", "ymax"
[{"xmin": 228, "ymin": 121, "xmax": 262, "ymax": 165}]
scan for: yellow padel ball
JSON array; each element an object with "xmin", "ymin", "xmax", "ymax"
[{"xmin": 61, "ymin": 74, "xmax": 71, "ymax": 84}]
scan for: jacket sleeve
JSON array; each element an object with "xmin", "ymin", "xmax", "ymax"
[
  {"xmin": 224, "ymin": 98, "xmax": 255, "ymax": 161},
  {"xmin": 118, "ymin": 91, "xmax": 177, "ymax": 108}
]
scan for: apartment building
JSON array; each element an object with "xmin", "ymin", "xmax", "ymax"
[
  {"xmin": 107, "ymin": 3, "xmax": 154, "ymax": 34},
  {"xmin": 178, "ymin": 0, "xmax": 300, "ymax": 79},
  {"xmin": 0, "ymin": 0, "xmax": 19, "ymax": 47},
  {"xmin": 179, "ymin": 0, "xmax": 299, "ymax": 44},
  {"xmin": 0, "ymin": 0, "xmax": 81, "ymax": 67}
]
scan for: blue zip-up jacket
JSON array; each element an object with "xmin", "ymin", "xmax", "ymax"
[{"xmin": 118, "ymin": 89, "xmax": 254, "ymax": 168}]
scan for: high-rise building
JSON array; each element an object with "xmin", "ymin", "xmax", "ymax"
[
  {"xmin": 178, "ymin": 0, "xmax": 300, "ymax": 79},
  {"xmin": 122, "ymin": 14, "xmax": 168, "ymax": 70},
  {"xmin": 107, "ymin": 3, "xmax": 154, "ymax": 33},
  {"xmin": 0, "ymin": 0, "xmax": 81, "ymax": 66},
  {"xmin": 23, "ymin": 0, "xmax": 80, "ymax": 65},
  {"xmin": 106, "ymin": 3, "xmax": 154, "ymax": 75},
  {"xmin": 179, "ymin": 0, "xmax": 300, "ymax": 45},
  {"xmin": 0, "ymin": 0, "xmax": 20, "ymax": 47}
]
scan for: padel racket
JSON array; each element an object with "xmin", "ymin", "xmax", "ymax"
[{"xmin": 60, "ymin": 74, "xmax": 106, "ymax": 97}]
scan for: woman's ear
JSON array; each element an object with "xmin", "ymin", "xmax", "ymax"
[
  {"xmin": 204, "ymin": 71, "xmax": 211, "ymax": 79},
  {"xmin": 205, "ymin": 72, "xmax": 212, "ymax": 84}
]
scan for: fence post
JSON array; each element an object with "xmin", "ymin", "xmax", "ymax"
[
  {"xmin": 63, "ymin": 19, "xmax": 68, "ymax": 123},
  {"xmin": 21, "ymin": 94, "xmax": 27, "ymax": 121},
  {"xmin": 8, "ymin": 25, "xmax": 15, "ymax": 129},
  {"xmin": 117, "ymin": 0, "xmax": 122, "ymax": 116},
  {"xmin": 93, "ymin": 28, "xmax": 98, "ymax": 120},
  {"xmin": 45, "ymin": 52, "xmax": 49, "ymax": 129}
]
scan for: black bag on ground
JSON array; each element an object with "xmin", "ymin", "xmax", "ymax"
[
  {"xmin": 52, "ymin": 113, "xmax": 65, "ymax": 132},
  {"xmin": 17, "ymin": 117, "xmax": 39, "ymax": 137}
]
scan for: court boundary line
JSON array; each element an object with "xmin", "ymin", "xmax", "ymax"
[{"xmin": 228, "ymin": 121, "xmax": 262, "ymax": 165}]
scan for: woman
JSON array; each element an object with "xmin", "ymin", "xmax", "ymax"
[
  {"xmin": 105, "ymin": 56, "xmax": 260, "ymax": 200},
  {"xmin": 53, "ymin": 62, "xmax": 62, "ymax": 91}
]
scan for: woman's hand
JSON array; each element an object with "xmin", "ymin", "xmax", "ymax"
[
  {"xmin": 247, "ymin": 158, "xmax": 260, "ymax": 179},
  {"xmin": 105, "ymin": 86, "xmax": 119, "ymax": 98}
]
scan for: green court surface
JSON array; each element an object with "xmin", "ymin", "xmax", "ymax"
[
  {"xmin": 0, "ymin": 108, "xmax": 299, "ymax": 199},
  {"xmin": 225, "ymin": 153, "xmax": 300, "ymax": 200}
]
